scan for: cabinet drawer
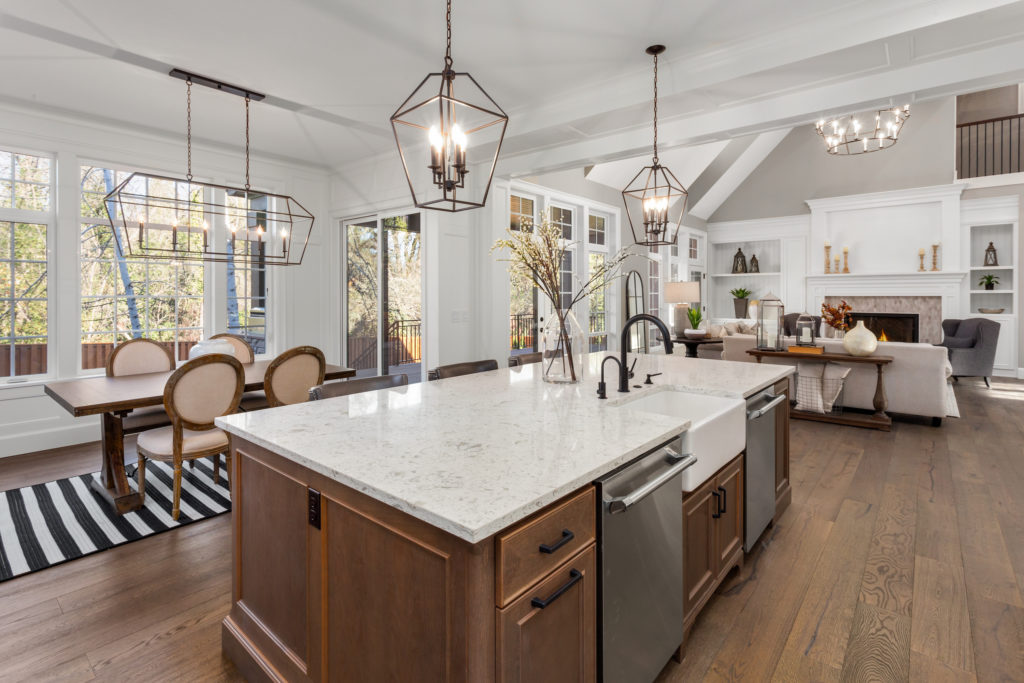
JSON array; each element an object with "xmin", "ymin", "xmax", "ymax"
[{"xmin": 496, "ymin": 486, "xmax": 596, "ymax": 607}]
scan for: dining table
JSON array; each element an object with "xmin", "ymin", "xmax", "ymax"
[{"xmin": 43, "ymin": 359, "xmax": 355, "ymax": 515}]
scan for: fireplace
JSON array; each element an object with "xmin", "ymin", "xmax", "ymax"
[{"xmin": 848, "ymin": 312, "xmax": 919, "ymax": 343}]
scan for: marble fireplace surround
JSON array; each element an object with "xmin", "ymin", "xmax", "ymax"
[{"xmin": 808, "ymin": 272, "xmax": 967, "ymax": 345}]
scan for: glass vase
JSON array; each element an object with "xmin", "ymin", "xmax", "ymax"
[{"xmin": 540, "ymin": 309, "xmax": 586, "ymax": 384}]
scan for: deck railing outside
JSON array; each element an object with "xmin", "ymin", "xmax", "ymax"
[{"xmin": 957, "ymin": 113, "xmax": 1024, "ymax": 179}]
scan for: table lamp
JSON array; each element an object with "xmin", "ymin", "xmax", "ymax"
[{"xmin": 665, "ymin": 281, "xmax": 702, "ymax": 337}]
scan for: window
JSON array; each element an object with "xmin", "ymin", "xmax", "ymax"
[
  {"xmin": 0, "ymin": 150, "xmax": 51, "ymax": 378},
  {"xmin": 80, "ymin": 164, "xmax": 205, "ymax": 370},
  {"xmin": 588, "ymin": 214, "xmax": 606, "ymax": 245},
  {"xmin": 559, "ymin": 250, "xmax": 574, "ymax": 310},
  {"xmin": 648, "ymin": 251, "xmax": 662, "ymax": 347},
  {"xmin": 226, "ymin": 194, "xmax": 267, "ymax": 353},
  {"xmin": 509, "ymin": 194, "xmax": 538, "ymax": 353},
  {"xmin": 689, "ymin": 236, "xmax": 699, "ymax": 260},
  {"xmin": 550, "ymin": 205, "xmax": 573, "ymax": 240},
  {"xmin": 510, "ymin": 194, "xmax": 534, "ymax": 231},
  {"xmin": 588, "ymin": 253, "xmax": 608, "ymax": 352}
]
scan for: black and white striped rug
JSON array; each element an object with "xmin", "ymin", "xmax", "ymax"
[{"xmin": 0, "ymin": 458, "xmax": 231, "ymax": 582}]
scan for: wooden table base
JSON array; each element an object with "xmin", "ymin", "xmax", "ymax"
[{"xmin": 95, "ymin": 411, "xmax": 143, "ymax": 513}]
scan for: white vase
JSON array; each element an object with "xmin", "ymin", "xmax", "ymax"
[
  {"xmin": 539, "ymin": 310, "xmax": 586, "ymax": 384},
  {"xmin": 188, "ymin": 338, "xmax": 236, "ymax": 360},
  {"xmin": 842, "ymin": 321, "xmax": 877, "ymax": 357}
]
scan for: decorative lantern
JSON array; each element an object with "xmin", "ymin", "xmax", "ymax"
[
  {"xmin": 757, "ymin": 293, "xmax": 785, "ymax": 351},
  {"xmin": 984, "ymin": 241, "xmax": 999, "ymax": 266},
  {"xmin": 795, "ymin": 314, "xmax": 817, "ymax": 347}
]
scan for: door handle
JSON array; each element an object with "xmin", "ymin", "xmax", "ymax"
[
  {"xmin": 607, "ymin": 453, "xmax": 697, "ymax": 514},
  {"xmin": 718, "ymin": 486, "xmax": 727, "ymax": 515},
  {"xmin": 747, "ymin": 394, "xmax": 786, "ymax": 420},
  {"xmin": 711, "ymin": 490, "xmax": 721, "ymax": 519},
  {"xmin": 539, "ymin": 529, "xmax": 574, "ymax": 554},
  {"xmin": 531, "ymin": 569, "xmax": 583, "ymax": 609}
]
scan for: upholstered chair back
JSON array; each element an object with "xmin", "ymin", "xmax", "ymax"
[
  {"xmin": 508, "ymin": 352, "xmax": 543, "ymax": 367},
  {"xmin": 165, "ymin": 354, "xmax": 244, "ymax": 429},
  {"xmin": 434, "ymin": 359, "xmax": 498, "ymax": 380},
  {"xmin": 210, "ymin": 333, "xmax": 256, "ymax": 363},
  {"xmin": 266, "ymin": 346, "xmax": 326, "ymax": 407},
  {"xmin": 107, "ymin": 338, "xmax": 175, "ymax": 377},
  {"xmin": 310, "ymin": 373, "xmax": 408, "ymax": 401}
]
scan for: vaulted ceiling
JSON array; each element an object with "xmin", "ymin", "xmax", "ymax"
[{"xmin": 2, "ymin": 0, "xmax": 1024, "ymax": 177}]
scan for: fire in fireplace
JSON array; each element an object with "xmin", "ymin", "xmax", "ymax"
[{"xmin": 847, "ymin": 312, "xmax": 919, "ymax": 343}]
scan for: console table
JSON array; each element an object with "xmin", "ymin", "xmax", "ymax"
[{"xmin": 747, "ymin": 349, "xmax": 894, "ymax": 431}]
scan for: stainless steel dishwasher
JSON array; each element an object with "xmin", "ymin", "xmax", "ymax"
[
  {"xmin": 596, "ymin": 442, "xmax": 697, "ymax": 683},
  {"xmin": 744, "ymin": 389, "xmax": 787, "ymax": 552}
]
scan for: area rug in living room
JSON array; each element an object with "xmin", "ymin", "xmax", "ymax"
[{"xmin": 0, "ymin": 458, "xmax": 231, "ymax": 582}]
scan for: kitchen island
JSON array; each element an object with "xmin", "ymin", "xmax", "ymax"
[{"xmin": 215, "ymin": 353, "xmax": 792, "ymax": 682}]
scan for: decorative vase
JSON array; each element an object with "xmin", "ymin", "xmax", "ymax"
[
  {"xmin": 188, "ymin": 338, "xmax": 236, "ymax": 360},
  {"xmin": 733, "ymin": 298, "xmax": 748, "ymax": 318},
  {"xmin": 842, "ymin": 321, "xmax": 877, "ymax": 357},
  {"xmin": 540, "ymin": 309, "xmax": 586, "ymax": 384},
  {"xmin": 683, "ymin": 328, "xmax": 707, "ymax": 339}
]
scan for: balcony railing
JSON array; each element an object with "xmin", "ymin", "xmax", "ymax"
[
  {"xmin": 957, "ymin": 113, "xmax": 1024, "ymax": 179},
  {"xmin": 347, "ymin": 319, "xmax": 422, "ymax": 371},
  {"xmin": 510, "ymin": 313, "xmax": 535, "ymax": 350}
]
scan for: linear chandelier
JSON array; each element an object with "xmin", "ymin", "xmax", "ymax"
[
  {"xmin": 390, "ymin": 0, "xmax": 508, "ymax": 212},
  {"xmin": 621, "ymin": 45, "xmax": 688, "ymax": 248},
  {"xmin": 104, "ymin": 69, "xmax": 314, "ymax": 266},
  {"xmin": 815, "ymin": 105, "xmax": 910, "ymax": 155}
]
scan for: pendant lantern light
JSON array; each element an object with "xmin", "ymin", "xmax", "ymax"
[
  {"xmin": 103, "ymin": 70, "xmax": 314, "ymax": 266},
  {"xmin": 390, "ymin": 0, "xmax": 508, "ymax": 212},
  {"xmin": 621, "ymin": 45, "xmax": 688, "ymax": 248}
]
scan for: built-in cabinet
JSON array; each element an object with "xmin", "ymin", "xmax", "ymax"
[{"xmin": 682, "ymin": 452, "xmax": 745, "ymax": 635}]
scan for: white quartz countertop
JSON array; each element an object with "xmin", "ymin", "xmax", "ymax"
[{"xmin": 216, "ymin": 353, "xmax": 792, "ymax": 543}]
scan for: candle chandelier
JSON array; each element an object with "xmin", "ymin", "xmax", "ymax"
[
  {"xmin": 104, "ymin": 70, "xmax": 314, "ymax": 265},
  {"xmin": 621, "ymin": 45, "xmax": 688, "ymax": 248},
  {"xmin": 815, "ymin": 105, "xmax": 910, "ymax": 155},
  {"xmin": 390, "ymin": 0, "xmax": 508, "ymax": 212}
]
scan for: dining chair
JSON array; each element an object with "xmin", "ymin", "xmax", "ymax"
[
  {"xmin": 433, "ymin": 359, "xmax": 498, "ymax": 380},
  {"xmin": 508, "ymin": 352, "xmax": 543, "ymax": 367},
  {"xmin": 106, "ymin": 338, "xmax": 175, "ymax": 433},
  {"xmin": 310, "ymin": 373, "xmax": 408, "ymax": 400},
  {"xmin": 264, "ymin": 346, "xmax": 326, "ymax": 407},
  {"xmin": 136, "ymin": 353, "xmax": 244, "ymax": 520},
  {"xmin": 209, "ymin": 333, "xmax": 255, "ymax": 363}
]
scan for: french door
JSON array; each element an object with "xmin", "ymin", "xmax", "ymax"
[{"xmin": 344, "ymin": 212, "xmax": 423, "ymax": 382}]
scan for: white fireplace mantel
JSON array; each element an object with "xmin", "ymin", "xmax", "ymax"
[{"xmin": 805, "ymin": 271, "xmax": 967, "ymax": 321}]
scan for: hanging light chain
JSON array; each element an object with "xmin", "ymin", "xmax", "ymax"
[
  {"xmin": 652, "ymin": 51, "xmax": 659, "ymax": 165},
  {"xmin": 444, "ymin": 0, "xmax": 453, "ymax": 70},
  {"xmin": 186, "ymin": 79, "xmax": 193, "ymax": 182},
  {"xmin": 245, "ymin": 96, "xmax": 251, "ymax": 191}
]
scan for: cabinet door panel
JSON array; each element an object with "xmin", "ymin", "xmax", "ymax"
[
  {"xmin": 715, "ymin": 457, "xmax": 744, "ymax": 576},
  {"xmin": 774, "ymin": 379, "xmax": 791, "ymax": 516},
  {"xmin": 682, "ymin": 479, "xmax": 716, "ymax": 619},
  {"xmin": 498, "ymin": 545, "xmax": 597, "ymax": 683}
]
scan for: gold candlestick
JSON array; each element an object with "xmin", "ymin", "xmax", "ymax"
[
  {"xmin": 918, "ymin": 249, "xmax": 926, "ymax": 272},
  {"xmin": 824, "ymin": 244, "xmax": 832, "ymax": 273},
  {"xmin": 842, "ymin": 247, "xmax": 850, "ymax": 274},
  {"xmin": 834, "ymin": 255, "xmax": 841, "ymax": 273},
  {"xmin": 931, "ymin": 244, "xmax": 940, "ymax": 272}
]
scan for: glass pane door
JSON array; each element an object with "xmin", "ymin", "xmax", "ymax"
[{"xmin": 344, "ymin": 213, "xmax": 423, "ymax": 382}]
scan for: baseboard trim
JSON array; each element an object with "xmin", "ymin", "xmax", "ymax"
[
  {"xmin": 1018, "ymin": 368, "xmax": 1024, "ymax": 380},
  {"xmin": 0, "ymin": 421, "xmax": 99, "ymax": 459}
]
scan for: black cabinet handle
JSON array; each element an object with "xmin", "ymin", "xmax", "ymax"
[
  {"xmin": 711, "ymin": 490, "xmax": 721, "ymax": 519},
  {"xmin": 539, "ymin": 529, "xmax": 574, "ymax": 554},
  {"xmin": 718, "ymin": 486, "xmax": 727, "ymax": 515},
  {"xmin": 531, "ymin": 569, "xmax": 582, "ymax": 609}
]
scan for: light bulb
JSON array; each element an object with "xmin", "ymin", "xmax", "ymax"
[
  {"xmin": 428, "ymin": 126, "xmax": 443, "ymax": 151},
  {"xmin": 452, "ymin": 124, "xmax": 467, "ymax": 150}
]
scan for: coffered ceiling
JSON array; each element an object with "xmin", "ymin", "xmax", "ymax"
[{"xmin": 1, "ymin": 0, "xmax": 1024, "ymax": 175}]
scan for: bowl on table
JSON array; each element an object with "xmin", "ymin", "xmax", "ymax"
[
  {"xmin": 978, "ymin": 307, "xmax": 1005, "ymax": 314},
  {"xmin": 683, "ymin": 329, "xmax": 708, "ymax": 339}
]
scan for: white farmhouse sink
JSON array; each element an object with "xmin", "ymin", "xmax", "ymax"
[{"xmin": 619, "ymin": 390, "xmax": 746, "ymax": 492}]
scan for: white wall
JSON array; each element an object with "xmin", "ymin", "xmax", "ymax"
[{"xmin": 0, "ymin": 101, "xmax": 330, "ymax": 458}]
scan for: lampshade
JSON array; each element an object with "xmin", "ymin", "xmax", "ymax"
[{"xmin": 665, "ymin": 281, "xmax": 701, "ymax": 304}]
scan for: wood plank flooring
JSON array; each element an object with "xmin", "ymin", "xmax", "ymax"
[{"xmin": 1, "ymin": 378, "xmax": 1023, "ymax": 681}]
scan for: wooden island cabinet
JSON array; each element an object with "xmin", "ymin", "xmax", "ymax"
[{"xmin": 222, "ymin": 438, "xmax": 598, "ymax": 683}]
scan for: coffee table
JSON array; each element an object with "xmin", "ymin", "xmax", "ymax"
[{"xmin": 672, "ymin": 336, "xmax": 723, "ymax": 358}]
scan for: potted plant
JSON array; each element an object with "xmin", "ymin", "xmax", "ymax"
[
  {"xmin": 684, "ymin": 306, "xmax": 706, "ymax": 338},
  {"xmin": 820, "ymin": 300, "xmax": 851, "ymax": 338},
  {"xmin": 979, "ymin": 274, "xmax": 999, "ymax": 291},
  {"xmin": 492, "ymin": 216, "xmax": 628, "ymax": 384},
  {"xmin": 730, "ymin": 287, "xmax": 752, "ymax": 318}
]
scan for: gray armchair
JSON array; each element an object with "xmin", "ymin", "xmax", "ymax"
[{"xmin": 939, "ymin": 318, "xmax": 1001, "ymax": 387}]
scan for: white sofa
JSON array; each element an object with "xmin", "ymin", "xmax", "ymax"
[{"xmin": 722, "ymin": 335, "xmax": 957, "ymax": 420}]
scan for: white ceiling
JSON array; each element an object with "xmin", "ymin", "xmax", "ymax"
[{"xmin": 1, "ymin": 0, "xmax": 1024, "ymax": 173}]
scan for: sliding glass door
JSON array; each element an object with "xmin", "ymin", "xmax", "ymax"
[{"xmin": 344, "ymin": 212, "xmax": 423, "ymax": 382}]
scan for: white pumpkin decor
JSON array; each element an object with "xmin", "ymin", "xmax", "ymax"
[
  {"xmin": 188, "ymin": 338, "xmax": 237, "ymax": 360},
  {"xmin": 842, "ymin": 320, "xmax": 878, "ymax": 357}
]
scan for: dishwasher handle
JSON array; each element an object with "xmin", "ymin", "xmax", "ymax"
[
  {"xmin": 747, "ymin": 394, "xmax": 786, "ymax": 420},
  {"xmin": 607, "ymin": 453, "xmax": 697, "ymax": 514}
]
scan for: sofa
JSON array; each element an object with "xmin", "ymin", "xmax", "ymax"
[
  {"xmin": 938, "ymin": 318, "xmax": 1001, "ymax": 387},
  {"xmin": 722, "ymin": 335, "xmax": 956, "ymax": 420}
]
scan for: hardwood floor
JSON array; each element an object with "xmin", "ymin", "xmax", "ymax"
[{"xmin": 1, "ymin": 378, "xmax": 1023, "ymax": 681}]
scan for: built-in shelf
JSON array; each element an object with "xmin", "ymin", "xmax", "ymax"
[
  {"xmin": 970, "ymin": 289, "xmax": 1013, "ymax": 294},
  {"xmin": 710, "ymin": 272, "xmax": 782, "ymax": 278},
  {"xmin": 970, "ymin": 265, "xmax": 1014, "ymax": 270}
]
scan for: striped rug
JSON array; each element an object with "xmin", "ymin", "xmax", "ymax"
[{"xmin": 0, "ymin": 457, "xmax": 231, "ymax": 582}]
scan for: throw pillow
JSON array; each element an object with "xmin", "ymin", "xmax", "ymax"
[
  {"xmin": 822, "ymin": 364, "xmax": 851, "ymax": 412},
  {"xmin": 738, "ymin": 321, "xmax": 760, "ymax": 335},
  {"xmin": 794, "ymin": 362, "xmax": 825, "ymax": 414},
  {"xmin": 942, "ymin": 335, "xmax": 974, "ymax": 349},
  {"xmin": 708, "ymin": 323, "xmax": 726, "ymax": 338},
  {"xmin": 723, "ymin": 322, "xmax": 741, "ymax": 336}
]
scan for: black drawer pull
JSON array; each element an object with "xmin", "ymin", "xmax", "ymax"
[
  {"xmin": 539, "ymin": 529, "xmax": 574, "ymax": 554},
  {"xmin": 711, "ymin": 490, "xmax": 721, "ymax": 519},
  {"xmin": 531, "ymin": 569, "xmax": 582, "ymax": 609},
  {"xmin": 718, "ymin": 486, "xmax": 727, "ymax": 515}
]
